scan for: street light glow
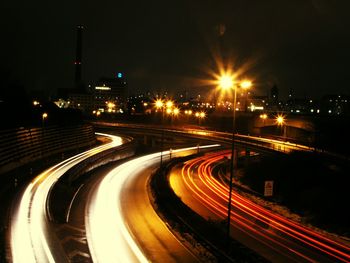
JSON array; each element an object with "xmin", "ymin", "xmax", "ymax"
[
  {"xmin": 154, "ymin": 99, "xmax": 163, "ymax": 109},
  {"xmin": 173, "ymin": 107, "xmax": 180, "ymax": 115},
  {"xmin": 166, "ymin": 100, "xmax": 173, "ymax": 108},
  {"xmin": 276, "ymin": 115, "xmax": 285, "ymax": 125},
  {"xmin": 240, "ymin": 80, "xmax": 252, "ymax": 89},
  {"xmin": 42, "ymin": 113, "xmax": 48, "ymax": 120},
  {"xmin": 107, "ymin": 102, "xmax": 115, "ymax": 108},
  {"xmin": 260, "ymin": 113, "xmax": 268, "ymax": 119},
  {"xmin": 218, "ymin": 74, "xmax": 234, "ymax": 90}
]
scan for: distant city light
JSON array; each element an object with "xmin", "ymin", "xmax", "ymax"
[
  {"xmin": 95, "ymin": 86, "xmax": 111, "ymax": 91},
  {"xmin": 240, "ymin": 80, "xmax": 252, "ymax": 89},
  {"xmin": 107, "ymin": 102, "xmax": 115, "ymax": 109},
  {"xmin": 250, "ymin": 105, "xmax": 264, "ymax": 112}
]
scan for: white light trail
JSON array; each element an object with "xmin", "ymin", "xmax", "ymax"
[
  {"xmin": 86, "ymin": 144, "xmax": 220, "ymax": 263},
  {"xmin": 10, "ymin": 133, "xmax": 123, "ymax": 263}
]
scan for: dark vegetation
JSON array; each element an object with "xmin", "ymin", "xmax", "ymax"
[
  {"xmin": 0, "ymin": 83, "xmax": 83, "ymax": 129},
  {"xmin": 0, "ymin": 100, "xmax": 84, "ymax": 129},
  {"xmin": 314, "ymin": 116, "xmax": 350, "ymax": 156},
  {"xmin": 241, "ymin": 152, "xmax": 350, "ymax": 236}
]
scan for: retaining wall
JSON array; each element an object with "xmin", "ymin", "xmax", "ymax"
[{"xmin": 0, "ymin": 124, "xmax": 96, "ymax": 174}]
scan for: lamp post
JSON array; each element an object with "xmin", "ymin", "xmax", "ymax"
[
  {"xmin": 276, "ymin": 114, "xmax": 286, "ymax": 140},
  {"xmin": 155, "ymin": 99, "xmax": 164, "ymax": 168},
  {"xmin": 260, "ymin": 113, "xmax": 268, "ymax": 133},
  {"xmin": 41, "ymin": 112, "xmax": 48, "ymax": 157},
  {"xmin": 155, "ymin": 99, "xmax": 174, "ymax": 168},
  {"xmin": 218, "ymin": 74, "xmax": 252, "ymax": 242}
]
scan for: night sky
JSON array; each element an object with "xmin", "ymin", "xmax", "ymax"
[{"xmin": 1, "ymin": 0, "xmax": 350, "ymax": 99}]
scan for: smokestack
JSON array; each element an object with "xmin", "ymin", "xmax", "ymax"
[{"xmin": 75, "ymin": 25, "xmax": 83, "ymax": 88}]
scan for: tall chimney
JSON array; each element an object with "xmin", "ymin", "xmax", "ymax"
[{"xmin": 75, "ymin": 25, "xmax": 83, "ymax": 88}]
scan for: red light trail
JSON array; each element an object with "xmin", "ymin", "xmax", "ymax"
[{"xmin": 179, "ymin": 151, "xmax": 350, "ymax": 262}]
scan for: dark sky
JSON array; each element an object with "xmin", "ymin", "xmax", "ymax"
[{"xmin": 1, "ymin": 0, "xmax": 350, "ymax": 99}]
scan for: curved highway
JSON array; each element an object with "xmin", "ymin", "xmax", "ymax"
[
  {"xmin": 169, "ymin": 151, "xmax": 350, "ymax": 263},
  {"xmin": 86, "ymin": 145, "xmax": 219, "ymax": 262},
  {"xmin": 10, "ymin": 133, "xmax": 123, "ymax": 263}
]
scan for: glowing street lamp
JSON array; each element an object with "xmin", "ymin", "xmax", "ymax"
[
  {"xmin": 42, "ymin": 113, "xmax": 48, "ymax": 120},
  {"xmin": 218, "ymin": 74, "xmax": 234, "ymax": 90},
  {"xmin": 166, "ymin": 100, "xmax": 173, "ymax": 109},
  {"xmin": 107, "ymin": 102, "xmax": 115, "ymax": 108},
  {"xmin": 217, "ymin": 73, "xmax": 252, "ymax": 239},
  {"xmin": 155, "ymin": 99, "xmax": 164, "ymax": 110},
  {"xmin": 173, "ymin": 107, "xmax": 180, "ymax": 116},
  {"xmin": 195, "ymin": 111, "xmax": 206, "ymax": 125},
  {"xmin": 240, "ymin": 80, "xmax": 252, "ymax": 89},
  {"xmin": 154, "ymin": 98, "xmax": 170, "ymax": 168},
  {"xmin": 260, "ymin": 113, "xmax": 268, "ymax": 126},
  {"xmin": 260, "ymin": 113, "xmax": 268, "ymax": 120},
  {"xmin": 276, "ymin": 115, "xmax": 285, "ymax": 126},
  {"xmin": 276, "ymin": 115, "xmax": 287, "ymax": 139}
]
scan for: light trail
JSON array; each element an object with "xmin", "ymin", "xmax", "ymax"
[
  {"xmin": 178, "ymin": 152, "xmax": 350, "ymax": 262},
  {"xmin": 10, "ymin": 133, "xmax": 123, "ymax": 263},
  {"xmin": 86, "ymin": 144, "xmax": 219, "ymax": 263}
]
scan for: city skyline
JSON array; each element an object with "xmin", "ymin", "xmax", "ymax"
[{"xmin": 1, "ymin": 1, "xmax": 350, "ymax": 100}]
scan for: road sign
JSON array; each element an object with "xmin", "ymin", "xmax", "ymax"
[{"xmin": 264, "ymin": 180, "xmax": 274, "ymax": 197}]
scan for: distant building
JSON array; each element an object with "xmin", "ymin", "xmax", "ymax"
[
  {"xmin": 270, "ymin": 84, "xmax": 279, "ymax": 102},
  {"xmin": 247, "ymin": 95, "xmax": 268, "ymax": 112},
  {"xmin": 93, "ymin": 73, "xmax": 127, "ymax": 112},
  {"xmin": 56, "ymin": 88, "xmax": 93, "ymax": 112},
  {"xmin": 55, "ymin": 73, "xmax": 127, "ymax": 114},
  {"xmin": 321, "ymin": 94, "xmax": 350, "ymax": 116},
  {"xmin": 285, "ymin": 98, "xmax": 315, "ymax": 114},
  {"xmin": 265, "ymin": 84, "xmax": 282, "ymax": 112}
]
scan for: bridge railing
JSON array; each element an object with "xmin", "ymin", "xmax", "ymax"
[{"xmin": 93, "ymin": 122, "xmax": 350, "ymax": 160}]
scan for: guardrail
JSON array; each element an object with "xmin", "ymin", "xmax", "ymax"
[
  {"xmin": 47, "ymin": 136, "xmax": 136, "ymax": 223},
  {"xmin": 0, "ymin": 124, "xmax": 96, "ymax": 174}
]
